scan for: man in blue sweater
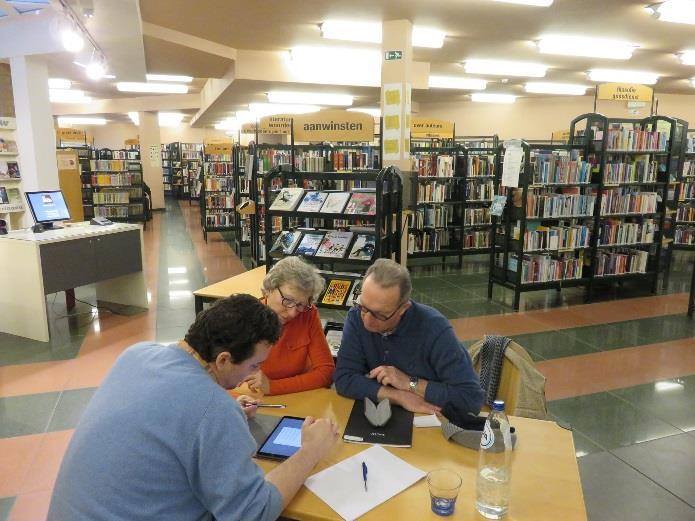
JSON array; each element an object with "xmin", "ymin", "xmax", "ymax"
[
  {"xmin": 48, "ymin": 294, "xmax": 339, "ymax": 521},
  {"xmin": 335, "ymin": 259, "xmax": 484, "ymax": 424}
]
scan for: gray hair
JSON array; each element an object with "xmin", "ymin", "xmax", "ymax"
[
  {"xmin": 364, "ymin": 258, "xmax": 412, "ymax": 302},
  {"xmin": 262, "ymin": 256, "xmax": 326, "ymax": 302}
]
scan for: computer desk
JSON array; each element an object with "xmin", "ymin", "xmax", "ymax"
[
  {"xmin": 0, "ymin": 222, "xmax": 148, "ymax": 342},
  {"xmin": 254, "ymin": 388, "xmax": 587, "ymax": 521},
  {"xmin": 193, "ymin": 266, "xmax": 266, "ymax": 314}
]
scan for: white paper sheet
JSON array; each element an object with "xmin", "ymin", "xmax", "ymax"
[
  {"xmin": 502, "ymin": 141, "xmax": 523, "ymax": 188},
  {"xmin": 413, "ymin": 414, "xmax": 441, "ymax": 428},
  {"xmin": 304, "ymin": 445, "xmax": 426, "ymax": 521}
]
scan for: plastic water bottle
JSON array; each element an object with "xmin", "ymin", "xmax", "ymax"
[{"xmin": 476, "ymin": 400, "xmax": 512, "ymax": 519}]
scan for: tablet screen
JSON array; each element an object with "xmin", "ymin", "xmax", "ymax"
[{"xmin": 256, "ymin": 416, "xmax": 304, "ymax": 460}]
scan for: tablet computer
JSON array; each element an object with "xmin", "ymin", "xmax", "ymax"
[{"xmin": 255, "ymin": 416, "xmax": 305, "ymax": 461}]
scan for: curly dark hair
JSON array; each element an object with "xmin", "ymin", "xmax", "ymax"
[{"xmin": 184, "ymin": 294, "xmax": 280, "ymax": 363}]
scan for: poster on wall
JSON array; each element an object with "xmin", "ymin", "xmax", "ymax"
[{"xmin": 382, "ymin": 82, "xmax": 403, "ymax": 161}]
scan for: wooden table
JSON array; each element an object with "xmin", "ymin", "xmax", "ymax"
[
  {"xmin": 193, "ymin": 266, "xmax": 265, "ymax": 313},
  {"xmin": 254, "ymin": 388, "xmax": 587, "ymax": 521}
]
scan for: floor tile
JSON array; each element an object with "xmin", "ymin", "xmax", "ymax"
[
  {"xmin": 568, "ymin": 322, "xmax": 644, "ymax": 352},
  {"xmin": 0, "ymin": 393, "xmax": 60, "ymax": 439},
  {"xmin": 634, "ymin": 314, "xmax": 695, "ymax": 345},
  {"xmin": 46, "ymin": 388, "xmax": 96, "ymax": 433},
  {"xmin": 0, "ymin": 434, "xmax": 43, "ymax": 497},
  {"xmin": 571, "ymin": 429, "xmax": 605, "ymax": 458},
  {"xmin": 578, "ymin": 451, "xmax": 695, "ymax": 521},
  {"xmin": 18, "ymin": 430, "xmax": 74, "ymax": 495},
  {"xmin": 548, "ymin": 392, "xmax": 681, "ymax": 450},
  {"xmin": 155, "ymin": 308, "xmax": 196, "ymax": 330},
  {"xmin": 438, "ymin": 299, "xmax": 506, "ymax": 319},
  {"xmin": 155, "ymin": 326, "xmax": 189, "ymax": 345},
  {"xmin": 613, "ymin": 433, "xmax": 695, "ymax": 508},
  {"xmin": 510, "ymin": 330, "xmax": 600, "ymax": 361},
  {"xmin": 7, "ymin": 489, "xmax": 52, "ymax": 521},
  {"xmin": 0, "ymin": 498, "xmax": 15, "ymax": 521}
]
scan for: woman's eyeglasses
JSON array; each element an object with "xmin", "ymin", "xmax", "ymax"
[{"xmin": 277, "ymin": 287, "xmax": 313, "ymax": 313}]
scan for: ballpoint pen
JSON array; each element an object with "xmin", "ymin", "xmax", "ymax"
[
  {"xmin": 257, "ymin": 403, "xmax": 286, "ymax": 408},
  {"xmin": 362, "ymin": 461, "xmax": 368, "ymax": 492}
]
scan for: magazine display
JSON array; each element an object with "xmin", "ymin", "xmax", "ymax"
[
  {"xmin": 269, "ymin": 187, "xmax": 304, "ymax": 211},
  {"xmin": 269, "ymin": 230, "xmax": 302, "ymax": 257},
  {"xmin": 295, "ymin": 232, "xmax": 325, "ymax": 256},
  {"xmin": 345, "ymin": 192, "xmax": 377, "ymax": 215},
  {"xmin": 321, "ymin": 279, "xmax": 353, "ymax": 306},
  {"xmin": 348, "ymin": 234, "xmax": 376, "ymax": 260},
  {"xmin": 315, "ymin": 231, "xmax": 354, "ymax": 258},
  {"xmin": 320, "ymin": 192, "xmax": 351, "ymax": 213},
  {"xmin": 297, "ymin": 191, "xmax": 328, "ymax": 212}
]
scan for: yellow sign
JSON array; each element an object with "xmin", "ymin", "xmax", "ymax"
[
  {"xmin": 293, "ymin": 109, "xmax": 374, "ymax": 142},
  {"xmin": 597, "ymin": 83, "xmax": 653, "ymax": 102},
  {"xmin": 410, "ymin": 118, "xmax": 454, "ymax": 139},
  {"xmin": 551, "ymin": 129, "xmax": 571, "ymax": 143},
  {"xmin": 205, "ymin": 142, "xmax": 233, "ymax": 155},
  {"xmin": 56, "ymin": 128, "xmax": 86, "ymax": 144},
  {"xmin": 125, "ymin": 138, "xmax": 139, "ymax": 146},
  {"xmin": 241, "ymin": 115, "xmax": 292, "ymax": 135}
]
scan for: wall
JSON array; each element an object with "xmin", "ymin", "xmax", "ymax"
[{"xmin": 418, "ymin": 92, "xmax": 695, "ymax": 140}]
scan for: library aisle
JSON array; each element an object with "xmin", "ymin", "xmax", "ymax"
[{"xmin": 0, "ymin": 202, "xmax": 694, "ymax": 521}]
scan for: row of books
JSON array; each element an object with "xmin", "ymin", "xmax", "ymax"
[
  {"xmin": 332, "ymin": 149, "xmax": 378, "ymax": 171},
  {"xmin": 407, "ymin": 228, "xmax": 452, "ymax": 253},
  {"xmin": 205, "ymin": 194, "xmax": 234, "ymax": 209},
  {"xmin": 605, "ymin": 128, "xmax": 668, "ymax": 152},
  {"xmin": 90, "ymin": 159, "xmax": 135, "ymax": 172},
  {"xmin": 205, "ymin": 178, "xmax": 234, "ymax": 192},
  {"xmin": 674, "ymin": 226, "xmax": 695, "ymax": 245},
  {"xmin": 517, "ymin": 222, "xmax": 591, "ymax": 252},
  {"xmin": 269, "ymin": 188, "xmax": 377, "ymax": 215},
  {"xmin": 91, "ymin": 173, "xmax": 141, "ymax": 186},
  {"xmin": 317, "ymin": 277, "xmax": 361, "ymax": 307},
  {"xmin": 465, "ymin": 207, "xmax": 491, "ymax": 226},
  {"xmin": 257, "ymin": 150, "xmax": 292, "ymax": 172},
  {"xmin": 683, "ymin": 160, "xmax": 695, "ymax": 178},
  {"xmin": 531, "ymin": 151, "xmax": 590, "ymax": 185},
  {"xmin": 512, "ymin": 252, "xmax": 584, "ymax": 284},
  {"xmin": 412, "ymin": 154, "xmax": 455, "ymax": 177},
  {"xmin": 205, "ymin": 212, "xmax": 235, "ymax": 227},
  {"xmin": 205, "ymin": 162, "xmax": 233, "ymax": 175},
  {"xmin": 465, "ymin": 180, "xmax": 494, "ymax": 201},
  {"xmin": 676, "ymin": 206, "xmax": 695, "ymax": 223},
  {"xmin": 604, "ymin": 158, "xmax": 658, "ymax": 185},
  {"xmin": 94, "ymin": 203, "xmax": 143, "ymax": 217},
  {"xmin": 0, "ymin": 160, "xmax": 20, "ymax": 179},
  {"xmin": 600, "ymin": 189, "xmax": 657, "ymax": 215},
  {"xmin": 295, "ymin": 154, "xmax": 326, "ymax": 172},
  {"xmin": 270, "ymin": 230, "xmax": 375, "ymax": 261},
  {"xmin": 181, "ymin": 152, "xmax": 201, "ymax": 161},
  {"xmin": 463, "ymin": 230, "xmax": 490, "ymax": 249},
  {"xmin": 180, "ymin": 143, "xmax": 203, "ymax": 153},
  {"xmin": 526, "ymin": 193, "xmax": 596, "ymax": 219},
  {"xmin": 417, "ymin": 182, "xmax": 454, "ymax": 203},
  {"xmin": 93, "ymin": 191, "xmax": 130, "ymax": 204},
  {"xmin": 408, "ymin": 205, "xmax": 453, "ymax": 229},
  {"xmin": 598, "ymin": 219, "xmax": 655, "ymax": 246},
  {"xmin": 679, "ymin": 182, "xmax": 695, "ymax": 200},
  {"xmin": 204, "ymin": 154, "xmax": 232, "ymax": 162},
  {"xmin": 594, "ymin": 249, "xmax": 648, "ymax": 277},
  {"xmin": 109, "ymin": 150, "xmax": 139, "ymax": 160},
  {"xmin": 467, "ymin": 155, "xmax": 494, "ymax": 177}
]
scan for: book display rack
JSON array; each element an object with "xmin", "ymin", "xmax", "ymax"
[
  {"xmin": 0, "ymin": 118, "xmax": 24, "ymax": 231},
  {"xmin": 232, "ymin": 143, "xmax": 251, "ymax": 257},
  {"xmin": 262, "ymin": 166, "xmax": 402, "ymax": 310},
  {"xmin": 201, "ymin": 144, "xmax": 234, "ymax": 242},
  {"xmin": 181, "ymin": 143, "xmax": 204, "ymax": 202},
  {"xmin": 161, "ymin": 144, "xmax": 172, "ymax": 195},
  {"xmin": 89, "ymin": 148, "xmax": 146, "ymax": 224}
]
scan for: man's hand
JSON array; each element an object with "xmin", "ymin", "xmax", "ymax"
[
  {"xmin": 301, "ymin": 416, "xmax": 340, "ymax": 460},
  {"xmin": 379, "ymin": 386, "xmax": 441, "ymax": 415},
  {"xmin": 236, "ymin": 395, "xmax": 260, "ymax": 418},
  {"xmin": 367, "ymin": 365, "xmax": 410, "ymax": 391},
  {"xmin": 243, "ymin": 370, "xmax": 270, "ymax": 394}
]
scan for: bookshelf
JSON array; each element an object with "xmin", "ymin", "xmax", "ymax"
[
  {"xmin": 201, "ymin": 145, "xmax": 234, "ymax": 242},
  {"xmin": 456, "ymin": 135, "xmax": 499, "ymax": 149},
  {"xmin": 0, "ymin": 118, "xmax": 24, "ymax": 231},
  {"xmin": 90, "ymin": 148, "xmax": 146, "ymax": 225},
  {"xmin": 232, "ymin": 143, "xmax": 251, "ymax": 257},
  {"xmin": 57, "ymin": 145, "xmax": 94, "ymax": 220},
  {"xmin": 182, "ymin": 143, "xmax": 204, "ymax": 203},
  {"xmin": 167, "ymin": 142, "xmax": 187, "ymax": 199},
  {"xmin": 672, "ymin": 128, "xmax": 695, "ymax": 250},
  {"xmin": 161, "ymin": 144, "xmax": 172, "ymax": 195},
  {"xmin": 326, "ymin": 142, "xmax": 381, "ymax": 172},
  {"xmin": 262, "ymin": 166, "xmax": 402, "ymax": 310}
]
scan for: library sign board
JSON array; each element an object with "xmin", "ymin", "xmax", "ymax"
[
  {"xmin": 56, "ymin": 128, "xmax": 87, "ymax": 147},
  {"xmin": 293, "ymin": 110, "xmax": 373, "ymax": 142},
  {"xmin": 597, "ymin": 83, "xmax": 653, "ymax": 102},
  {"xmin": 551, "ymin": 129, "xmax": 571, "ymax": 143},
  {"xmin": 125, "ymin": 138, "xmax": 139, "ymax": 146},
  {"xmin": 205, "ymin": 142, "xmax": 233, "ymax": 155},
  {"xmin": 241, "ymin": 115, "xmax": 292, "ymax": 135},
  {"xmin": 411, "ymin": 118, "xmax": 454, "ymax": 139}
]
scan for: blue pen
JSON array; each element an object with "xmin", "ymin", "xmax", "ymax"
[{"xmin": 362, "ymin": 461, "xmax": 368, "ymax": 492}]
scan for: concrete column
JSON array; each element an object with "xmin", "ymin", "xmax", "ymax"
[
  {"xmin": 9, "ymin": 55, "xmax": 58, "ymax": 192},
  {"xmin": 137, "ymin": 111, "xmax": 165, "ymax": 210}
]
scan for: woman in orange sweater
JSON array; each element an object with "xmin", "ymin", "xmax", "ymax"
[{"xmin": 243, "ymin": 257, "xmax": 335, "ymax": 395}]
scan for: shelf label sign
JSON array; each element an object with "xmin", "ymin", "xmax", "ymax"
[
  {"xmin": 241, "ymin": 115, "xmax": 292, "ymax": 135},
  {"xmin": 56, "ymin": 128, "xmax": 87, "ymax": 146},
  {"xmin": 205, "ymin": 142, "xmax": 232, "ymax": 155},
  {"xmin": 411, "ymin": 118, "xmax": 454, "ymax": 139},
  {"xmin": 0, "ymin": 117, "xmax": 16, "ymax": 130},
  {"xmin": 551, "ymin": 129, "xmax": 570, "ymax": 142},
  {"xmin": 385, "ymin": 50, "xmax": 402, "ymax": 61},
  {"xmin": 597, "ymin": 83, "xmax": 653, "ymax": 102},
  {"xmin": 292, "ymin": 109, "xmax": 374, "ymax": 142}
]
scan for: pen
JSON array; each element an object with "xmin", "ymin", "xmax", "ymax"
[
  {"xmin": 362, "ymin": 461, "xmax": 368, "ymax": 492},
  {"xmin": 257, "ymin": 403, "xmax": 286, "ymax": 408}
]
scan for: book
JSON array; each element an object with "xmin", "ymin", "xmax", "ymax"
[
  {"xmin": 315, "ymin": 231, "xmax": 353, "ymax": 258},
  {"xmin": 269, "ymin": 230, "xmax": 302, "ymax": 257},
  {"xmin": 269, "ymin": 187, "xmax": 304, "ymax": 211},
  {"xmin": 321, "ymin": 279, "xmax": 353, "ymax": 306},
  {"xmin": 0, "ymin": 186, "xmax": 7, "ymax": 204},
  {"xmin": 345, "ymin": 279, "xmax": 362, "ymax": 307},
  {"xmin": 348, "ymin": 234, "xmax": 376, "ymax": 260},
  {"xmin": 294, "ymin": 232, "xmax": 325, "ymax": 256},
  {"xmin": 6, "ymin": 188, "xmax": 21, "ymax": 205},
  {"xmin": 343, "ymin": 399, "xmax": 414, "ymax": 447},
  {"xmin": 345, "ymin": 192, "xmax": 377, "ymax": 215},
  {"xmin": 297, "ymin": 191, "xmax": 328, "ymax": 212},
  {"xmin": 320, "ymin": 191, "xmax": 351, "ymax": 213},
  {"xmin": 323, "ymin": 324, "xmax": 343, "ymax": 357}
]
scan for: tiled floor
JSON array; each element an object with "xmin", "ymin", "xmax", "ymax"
[{"xmin": 0, "ymin": 198, "xmax": 694, "ymax": 520}]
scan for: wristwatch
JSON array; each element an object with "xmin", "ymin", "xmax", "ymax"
[{"xmin": 409, "ymin": 376, "xmax": 419, "ymax": 393}]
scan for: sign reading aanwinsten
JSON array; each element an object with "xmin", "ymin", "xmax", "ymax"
[
  {"xmin": 597, "ymin": 83, "xmax": 653, "ymax": 102},
  {"xmin": 293, "ymin": 110, "xmax": 374, "ymax": 142}
]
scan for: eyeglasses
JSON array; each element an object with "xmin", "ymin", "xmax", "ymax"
[
  {"xmin": 277, "ymin": 287, "xmax": 313, "ymax": 313},
  {"xmin": 354, "ymin": 296, "xmax": 404, "ymax": 322}
]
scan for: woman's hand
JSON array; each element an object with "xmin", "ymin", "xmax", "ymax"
[
  {"xmin": 243, "ymin": 370, "xmax": 270, "ymax": 395},
  {"xmin": 237, "ymin": 395, "xmax": 260, "ymax": 418}
]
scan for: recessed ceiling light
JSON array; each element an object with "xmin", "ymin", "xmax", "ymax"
[
  {"xmin": 159, "ymin": 112, "xmax": 185, "ymax": 127},
  {"xmin": 146, "ymin": 74, "xmax": 193, "ymax": 83},
  {"xmin": 493, "ymin": 0, "xmax": 553, "ymax": 6},
  {"xmin": 464, "ymin": 59, "xmax": 547, "ymax": 77},
  {"xmin": 128, "ymin": 112, "xmax": 139, "ymax": 125},
  {"xmin": 538, "ymin": 35, "xmax": 637, "ymax": 60},
  {"xmin": 57, "ymin": 116, "xmax": 107, "ymax": 125},
  {"xmin": 647, "ymin": 0, "xmax": 695, "ymax": 25},
  {"xmin": 679, "ymin": 49, "xmax": 695, "ymax": 65},
  {"xmin": 525, "ymin": 82, "xmax": 587, "ymax": 95},
  {"xmin": 429, "ymin": 75, "xmax": 488, "ymax": 90},
  {"xmin": 412, "ymin": 27, "xmax": 446, "ymax": 48},
  {"xmin": 588, "ymin": 68, "xmax": 659, "ymax": 85},
  {"xmin": 49, "ymin": 89, "xmax": 92, "ymax": 103},
  {"xmin": 471, "ymin": 93, "xmax": 517, "ymax": 103},
  {"xmin": 249, "ymin": 103, "xmax": 321, "ymax": 117},
  {"xmin": 116, "ymin": 82, "xmax": 189, "ymax": 94},
  {"xmin": 267, "ymin": 91, "xmax": 353, "ymax": 106},
  {"xmin": 347, "ymin": 107, "xmax": 381, "ymax": 117},
  {"xmin": 289, "ymin": 46, "xmax": 381, "ymax": 85},
  {"xmin": 48, "ymin": 78, "xmax": 72, "ymax": 89}
]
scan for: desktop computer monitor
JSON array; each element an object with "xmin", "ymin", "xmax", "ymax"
[{"xmin": 25, "ymin": 190, "xmax": 71, "ymax": 229}]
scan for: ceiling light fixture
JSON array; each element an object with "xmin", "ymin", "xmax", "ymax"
[
  {"xmin": 525, "ymin": 82, "xmax": 587, "ymax": 95},
  {"xmin": 691, "ymin": 77, "xmax": 695, "ymax": 88},
  {"xmin": 128, "ymin": 112, "xmax": 139, "ymax": 125},
  {"xmin": 57, "ymin": 116, "xmax": 107, "ymax": 125},
  {"xmin": 249, "ymin": 103, "xmax": 321, "ymax": 117},
  {"xmin": 235, "ymin": 111, "xmax": 257, "ymax": 124},
  {"xmin": 412, "ymin": 27, "xmax": 446, "ymax": 48},
  {"xmin": 464, "ymin": 59, "xmax": 547, "ymax": 77},
  {"xmin": 289, "ymin": 46, "xmax": 381, "ymax": 85},
  {"xmin": 61, "ymin": 26, "xmax": 84, "ymax": 52},
  {"xmin": 646, "ymin": 0, "xmax": 695, "ymax": 25},
  {"xmin": 471, "ymin": 93, "xmax": 517, "ymax": 103},
  {"xmin": 679, "ymin": 49, "xmax": 695, "ymax": 65},
  {"xmin": 429, "ymin": 75, "xmax": 488, "ymax": 90},
  {"xmin": 320, "ymin": 20, "xmax": 382, "ymax": 43},
  {"xmin": 538, "ymin": 35, "xmax": 637, "ymax": 60},
  {"xmin": 493, "ymin": 0, "xmax": 554, "ymax": 6},
  {"xmin": 347, "ymin": 107, "xmax": 381, "ymax": 117},
  {"xmin": 158, "ymin": 112, "xmax": 185, "ymax": 127},
  {"xmin": 86, "ymin": 60, "xmax": 106, "ymax": 80},
  {"xmin": 267, "ymin": 91, "xmax": 353, "ymax": 106},
  {"xmin": 49, "ymin": 88, "xmax": 92, "ymax": 103},
  {"xmin": 116, "ymin": 82, "xmax": 189, "ymax": 94},
  {"xmin": 588, "ymin": 68, "xmax": 659, "ymax": 85},
  {"xmin": 215, "ymin": 118, "xmax": 240, "ymax": 131},
  {"xmin": 48, "ymin": 78, "xmax": 72, "ymax": 89},
  {"xmin": 146, "ymin": 74, "xmax": 193, "ymax": 83}
]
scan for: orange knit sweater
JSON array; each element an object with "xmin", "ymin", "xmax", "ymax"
[{"xmin": 261, "ymin": 306, "xmax": 335, "ymax": 395}]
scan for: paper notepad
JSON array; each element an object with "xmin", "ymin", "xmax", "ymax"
[{"xmin": 304, "ymin": 445, "xmax": 426, "ymax": 521}]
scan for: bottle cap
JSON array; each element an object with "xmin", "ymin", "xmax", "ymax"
[{"xmin": 492, "ymin": 400, "xmax": 505, "ymax": 411}]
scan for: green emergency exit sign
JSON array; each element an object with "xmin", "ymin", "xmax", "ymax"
[{"xmin": 385, "ymin": 50, "xmax": 402, "ymax": 61}]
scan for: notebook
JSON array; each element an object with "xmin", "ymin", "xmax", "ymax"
[{"xmin": 343, "ymin": 399, "xmax": 414, "ymax": 447}]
